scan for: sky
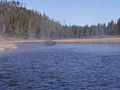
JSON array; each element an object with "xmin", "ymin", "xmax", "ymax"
[{"xmin": 10, "ymin": 0, "xmax": 120, "ymax": 26}]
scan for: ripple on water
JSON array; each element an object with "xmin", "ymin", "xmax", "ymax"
[{"xmin": 0, "ymin": 43, "xmax": 120, "ymax": 90}]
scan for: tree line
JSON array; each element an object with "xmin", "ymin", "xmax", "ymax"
[{"xmin": 0, "ymin": 0, "xmax": 120, "ymax": 39}]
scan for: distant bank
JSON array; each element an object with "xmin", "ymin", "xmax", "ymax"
[
  {"xmin": 53, "ymin": 37, "xmax": 120, "ymax": 43},
  {"xmin": 1, "ymin": 36, "xmax": 120, "ymax": 51},
  {"xmin": 10, "ymin": 37, "xmax": 120, "ymax": 44}
]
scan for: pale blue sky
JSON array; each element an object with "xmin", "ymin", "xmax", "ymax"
[{"xmin": 12, "ymin": 0, "xmax": 120, "ymax": 25}]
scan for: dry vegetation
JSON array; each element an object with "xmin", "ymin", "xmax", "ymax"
[
  {"xmin": 0, "ymin": 36, "xmax": 120, "ymax": 51},
  {"xmin": 53, "ymin": 37, "xmax": 120, "ymax": 43},
  {"xmin": 9, "ymin": 36, "xmax": 120, "ymax": 44}
]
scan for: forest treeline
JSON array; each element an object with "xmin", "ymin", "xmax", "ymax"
[{"xmin": 0, "ymin": 0, "xmax": 120, "ymax": 39}]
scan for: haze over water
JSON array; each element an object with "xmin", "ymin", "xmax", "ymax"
[{"xmin": 0, "ymin": 43, "xmax": 120, "ymax": 89}]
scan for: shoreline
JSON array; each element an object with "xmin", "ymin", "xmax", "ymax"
[
  {"xmin": 0, "ymin": 43, "xmax": 17, "ymax": 51},
  {"xmin": 0, "ymin": 37, "xmax": 120, "ymax": 51},
  {"xmin": 53, "ymin": 37, "xmax": 120, "ymax": 43},
  {"xmin": 0, "ymin": 38, "xmax": 17, "ymax": 51},
  {"xmin": 10, "ymin": 37, "xmax": 120, "ymax": 44}
]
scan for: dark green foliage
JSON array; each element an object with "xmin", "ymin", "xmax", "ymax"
[{"xmin": 0, "ymin": 0, "xmax": 120, "ymax": 39}]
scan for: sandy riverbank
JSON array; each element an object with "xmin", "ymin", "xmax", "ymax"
[{"xmin": 0, "ymin": 38, "xmax": 17, "ymax": 51}]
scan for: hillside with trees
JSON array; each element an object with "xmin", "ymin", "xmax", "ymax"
[{"xmin": 0, "ymin": 0, "xmax": 120, "ymax": 39}]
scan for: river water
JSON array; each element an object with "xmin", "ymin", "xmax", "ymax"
[{"xmin": 0, "ymin": 43, "xmax": 120, "ymax": 90}]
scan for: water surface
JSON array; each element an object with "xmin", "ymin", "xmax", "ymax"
[{"xmin": 0, "ymin": 43, "xmax": 120, "ymax": 90}]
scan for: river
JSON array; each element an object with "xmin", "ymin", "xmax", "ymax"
[{"xmin": 0, "ymin": 43, "xmax": 120, "ymax": 90}]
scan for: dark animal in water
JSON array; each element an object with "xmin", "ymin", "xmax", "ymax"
[{"xmin": 44, "ymin": 40, "xmax": 56, "ymax": 45}]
